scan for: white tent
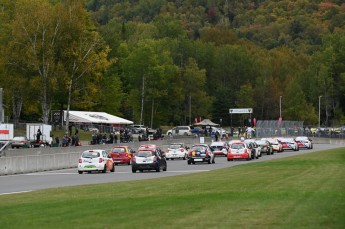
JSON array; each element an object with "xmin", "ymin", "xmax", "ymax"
[
  {"xmin": 64, "ymin": 110, "xmax": 133, "ymax": 125},
  {"xmin": 194, "ymin": 119, "xmax": 219, "ymax": 126}
]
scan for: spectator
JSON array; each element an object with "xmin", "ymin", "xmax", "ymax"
[{"xmin": 36, "ymin": 128, "xmax": 42, "ymax": 143}]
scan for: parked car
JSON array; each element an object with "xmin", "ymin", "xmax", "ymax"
[
  {"xmin": 191, "ymin": 127, "xmax": 204, "ymax": 135},
  {"xmin": 211, "ymin": 127, "xmax": 230, "ymax": 137},
  {"xmin": 165, "ymin": 143, "xmax": 187, "ymax": 160},
  {"xmin": 187, "ymin": 144, "xmax": 215, "ymax": 164},
  {"xmin": 295, "ymin": 136, "xmax": 313, "ymax": 149},
  {"xmin": 78, "ymin": 149, "xmax": 115, "ymax": 174},
  {"xmin": 129, "ymin": 124, "xmax": 146, "ymax": 134},
  {"xmin": 227, "ymin": 141, "xmax": 255, "ymax": 161},
  {"xmin": 280, "ymin": 138, "xmax": 299, "ymax": 151},
  {"xmin": 255, "ymin": 140, "xmax": 274, "ymax": 155},
  {"xmin": 131, "ymin": 145, "xmax": 167, "ymax": 173},
  {"xmin": 11, "ymin": 136, "xmax": 30, "ymax": 149},
  {"xmin": 210, "ymin": 141, "xmax": 229, "ymax": 157},
  {"xmin": 109, "ymin": 146, "xmax": 135, "ymax": 165},
  {"xmin": 166, "ymin": 126, "xmax": 192, "ymax": 136}
]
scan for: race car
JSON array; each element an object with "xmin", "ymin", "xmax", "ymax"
[
  {"xmin": 165, "ymin": 143, "xmax": 187, "ymax": 160},
  {"xmin": 227, "ymin": 141, "xmax": 255, "ymax": 161},
  {"xmin": 210, "ymin": 141, "xmax": 229, "ymax": 157},
  {"xmin": 295, "ymin": 136, "xmax": 313, "ymax": 149},
  {"xmin": 78, "ymin": 149, "xmax": 115, "ymax": 174},
  {"xmin": 280, "ymin": 138, "xmax": 299, "ymax": 151},
  {"xmin": 187, "ymin": 144, "xmax": 215, "ymax": 164}
]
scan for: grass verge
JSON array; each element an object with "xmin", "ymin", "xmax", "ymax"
[{"xmin": 0, "ymin": 148, "xmax": 345, "ymax": 229}]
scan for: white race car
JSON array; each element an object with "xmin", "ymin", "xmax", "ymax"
[
  {"xmin": 165, "ymin": 143, "xmax": 187, "ymax": 160},
  {"xmin": 280, "ymin": 138, "xmax": 299, "ymax": 151},
  {"xmin": 78, "ymin": 149, "xmax": 115, "ymax": 174},
  {"xmin": 295, "ymin": 136, "xmax": 313, "ymax": 149}
]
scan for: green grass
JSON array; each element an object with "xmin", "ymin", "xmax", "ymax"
[{"xmin": 1, "ymin": 148, "xmax": 345, "ymax": 229}]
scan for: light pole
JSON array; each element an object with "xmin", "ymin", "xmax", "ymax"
[
  {"xmin": 319, "ymin": 95, "xmax": 323, "ymax": 128},
  {"xmin": 279, "ymin": 96, "xmax": 282, "ymax": 118}
]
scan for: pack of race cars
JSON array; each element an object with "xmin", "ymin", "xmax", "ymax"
[{"xmin": 77, "ymin": 136, "xmax": 313, "ymax": 174}]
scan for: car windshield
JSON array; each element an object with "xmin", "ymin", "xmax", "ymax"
[
  {"xmin": 112, "ymin": 148, "xmax": 125, "ymax": 153},
  {"xmin": 231, "ymin": 143, "xmax": 245, "ymax": 149},
  {"xmin": 255, "ymin": 140, "xmax": 266, "ymax": 145},
  {"xmin": 211, "ymin": 145, "xmax": 225, "ymax": 150},
  {"xmin": 191, "ymin": 146, "xmax": 207, "ymax": 151},
  {"xmin": 82, "ymin": 151, "xmax": 100, "ymax": 158},
  {"xmin": 136, "ymin": 151, "xmax": 153, "ymax": 157},
  {"xmin": 170, "ymin": 144, "xmax": 182, "ymax": 149}
]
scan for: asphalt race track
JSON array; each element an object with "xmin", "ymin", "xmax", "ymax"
[{"xmin": 0, "ymin": 143, "xmax": 342, "ymax": 195}]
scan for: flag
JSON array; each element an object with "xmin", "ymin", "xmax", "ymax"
[{"xmin": 278, "ymin": 116, "xmax": 282, "ymax": 126}]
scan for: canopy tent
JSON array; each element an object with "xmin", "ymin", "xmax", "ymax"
[
  {"xmin": 64, "ymin": 111, "xmax": 133, "ymax": 125},
  {"xmin": 194, "ymin": 119, "xmax": 219, "ymax": 126}
]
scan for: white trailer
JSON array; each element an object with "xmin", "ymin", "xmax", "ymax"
[
  {"xmin": 26, "ymin": 123, "xmax": 52, "ymax": 146},
  {"xmin": 0, "ymin": 123, "xmax": 14, "ymax": 141}
]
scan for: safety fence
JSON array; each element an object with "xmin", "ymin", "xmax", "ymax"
[{"xmin": 256, "ymin": 120, "xmax": 304, "ymax": 138}]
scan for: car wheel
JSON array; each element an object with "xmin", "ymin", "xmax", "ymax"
[
  {"xmin": 227, "ymin": 158, "xmax": 230, "ymax": 161},
  {"xmin": 102, "ymin": 165, "xmax": 107, "ymax": 173},
  {"xmin": 110, "ymin": 164, "xmax": 115, "ymax": 172},
  {"xmin": 192, "ymin": 161, "xmax": 195, "ymax": 164},
  {"xmin": 139, "ymin": 169, "xmax": 143, "ymax": 172},
  {"xmin": 171, "ymin": 158, "xmax": 174, "ymax": 160},
  {"xmin": 78, "ymin": 171, "xmax": 83, "ymax": 174},
  {"xmin": 87, "ymin": 171, "xmax": 91, "ymax": 174}
]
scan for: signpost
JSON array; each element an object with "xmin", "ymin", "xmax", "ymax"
[
  {"xmin": 229, "ymin": 108, "xmax": 253, "ymax": 128},
  {"xmin": 229, "ymin": 108, "xmax": 253, "ymax": 114}
]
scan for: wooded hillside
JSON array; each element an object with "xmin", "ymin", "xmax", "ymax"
[{"xmin": 1, "ymin": 0, "xmax": 344, "ymax": 127}]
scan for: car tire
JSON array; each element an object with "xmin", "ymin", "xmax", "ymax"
[
  {"xmin": 110, "ymin": 164, "xmax": 115, "ymax": 172},
  {"xmin": 227, "ymin": 158, "xmax": 230, "ymax": 161},
  {"xmin": 102, "ymin": 165, "xmax": 107, "ymax": 173},
  {"xmin": 192, "ymin": 161, "xmax": 195, "ymax": 164},
  {"xmin": 78, "ymin": 171, "xmax": 83, "ymax": 174}
]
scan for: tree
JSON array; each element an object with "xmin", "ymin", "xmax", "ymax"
[
  {"xmin": 7, "ymin": 0, "xmax": 58, "ymax": 124},
  {"xmin": 55, "ymin": 0, "xmax": 112, "ymax": 133}
]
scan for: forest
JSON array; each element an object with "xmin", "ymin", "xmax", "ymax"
[{"xmin": 0, "ymin": 0, "xmax": 345, "ymax": 128}]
